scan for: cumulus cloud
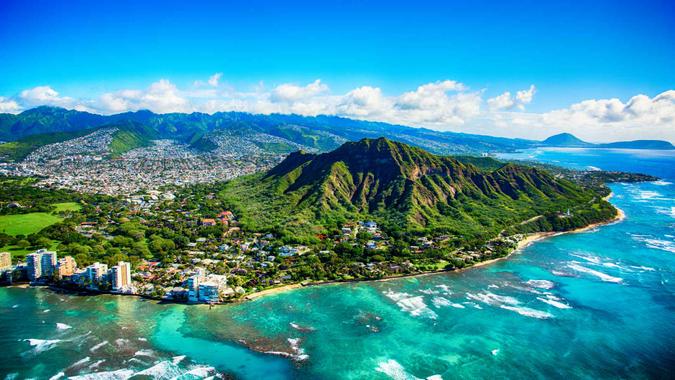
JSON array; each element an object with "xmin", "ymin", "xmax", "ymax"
[
  {"xmin": 19, "ymin": 86, "xmax": 76, "ymax": 108},
  {"xmin": 466, "ymin": 90, "xmax": 675, "ymax": 142},
  {"xmin": 98, "ymin": 79, "xmax": 189, "ymax": 114},
  {"xmin": 0, "ymin": 96, "xmax": 21, "ymax": 114},
  {"xmin": 488, "ymin": 85, "xmax": 536, "ymax": 111},
  {"xmin": 543, "ymin": 91, "xmax": 675, "ymax": 126},
  {"xmin": 207, "ymin": 73, "xmax": 222, "ymax": 87},
  {"xmin": 336, "ymin": 86, "xmax": 391, "ymax": 117},
  {"xmin": 271, "ymin": 79, "xmax": 329, "ymax": 102},
  {"xmin": 388, "ymin": 80, "xmax": 480, "ymax": 125}
]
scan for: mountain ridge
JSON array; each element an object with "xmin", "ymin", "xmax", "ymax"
[{"xmin": 2, "ymin": 108, "xmax": 671, "ymax": 161}]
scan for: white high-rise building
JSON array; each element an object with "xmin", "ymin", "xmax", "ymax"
[
  {"xmin": 26, "ymin": 253, "xmax": 41, "ymax": 281},
  {"xmin": 25, "ymin": 250, "xmax": 57, "ymax": 281},
  {"xmin": 110, "ymin": 261, "xmax": 132, "ymax": 292},
  {"xmin": 187, "ymin": 267, "xmax": 205, "ymax": 302},
  {"xmin": 85, "ymin": 262, "xmax": 108, "ymax": 285},
  {"xmin": 40, "ymin": 250, "xmax": 57, "ymax": 278}
]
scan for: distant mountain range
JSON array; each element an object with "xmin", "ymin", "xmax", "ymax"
[
  {"xmin": 219, "ymin": 137, "xmax": 618, "ymax": 243},
  {"xmin": 0, "ymin": 107, "xmax": 672, "ymax": 162},
  {"xmin": 542, "ymin": 132, "xmax": 674, "ymax": 150}
]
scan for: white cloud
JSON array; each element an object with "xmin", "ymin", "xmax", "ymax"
[
  {"xmin": 97, "ymin": 79, "xmax": 189, "ymax": 114},
  {"xmin": 0, "ymin": 96, "xmax": 21, "ymax": 114},
  {"xmin": 271, "ymin": 79, "xmax": 329, "ymax": 102},
  {"xmin": 207, "ymin": 72, "xmax": 222, "ymax": 87},
  {"xmin": 336, "ymin": 86, "xmax": 391, "ymax": 117},
  {"xmin": 19, "ymin": 86, "xmax": 75, "ymax": 107},
  {"xmin": 516, "ymin": 85, "xmax": 536, "ymax": 107},
  {"xmin": 487, "ymin": 92, "xmax": 515, "ymax": 111},
  {"xmin": 488, "ymin": 85, "xmax": 536, "ymax": 111},
  {"xmin": 464, "ymin": 90, "xmax": 675, "ymax": 142}
]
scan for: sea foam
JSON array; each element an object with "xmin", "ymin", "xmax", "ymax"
[
  {"xmin": 48, "ymin": 372, "xmax": 65, "ymax": 380},
  {"xmin": 89, "ymin": 340, "xmax": 108, "ymax": 352},
  {"xmin": 288, "ymin": 337, "xmax": 309, "ymax": 361},
  {"xmin": 69, "ymin": 369, "xmax": 135, "ymax": 380},
  {"xmin": 375, "ymin": 359, "xmax": 442, "ymax": 380},
  {"xmin": 383, "ymin": 290, "xmax": 437, "ymax": 319},
  {"xmin": 500, "ymin": 305, "xmax": 553, "ymax": 319},
  {"xmin": 431, "ymin": 296, "xmax": 452, "ymax": 308},
  {"xmin": 466, "ymin": 292, "xmax": 519, "ymax": 306},
  {"xmin": 24, "ymin": 338, "xmax": 61, "ymax": 353},
  {"xmin": 67, "ymin": 356, "xmax": 91, "ymax": 370},
  {"xmin": 466, "ymin": 292, "xmax": 553, "ymax": 319},
  {"xmin": 567, "ymin": 263, "xmax": 622, "ymax": 283},
  {"xmin": 134, "ymin": 349, "xmax": 155, "ymax": 357},
  {"xmin": 631, "ymin": 234, "xmax": 675, "ymax": 253},
  {"xmin": 134, "ymin": 360, "xmax": 184, "ymax": 378},
  {"xmin": 525, "ymin": 280, "xmax": 555, "ymax": 289},
  {"xmin": 537, "ymin": 294, "xmax": 572, "ymax": 309}
]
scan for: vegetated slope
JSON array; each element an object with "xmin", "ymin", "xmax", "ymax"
[
  {"xmin": 0, "ymin": 106, "xmax": 107, "ymax": 141},
  {"xmin": 542, "ymin": 133, "xmax": 591, "ymax": 147},
  {"xmin": 108, "ymin": 122, "xmax": 159, "ymax": 157},
  {"xmin": 0, "ymin": 121, "xmax": 158, "ymax": 161},
  {"xmin": 0, "ymin": 129, "xmax": 97, "ymax": 161},
  {"xmin": 597, "ymin": 140, "xmax": 675, "ymax": 149},
  {"xmin": 541, "ymin": 133, "xmax": 675, "ymax": 150},
  {"xmin": 219, "ymin": 138, "xmax": 616, "ymax": 245}
]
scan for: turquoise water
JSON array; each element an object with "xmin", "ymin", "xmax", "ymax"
[{"xmin": 1, "ymin": 148, "xmax": 674, "ymax": 379}]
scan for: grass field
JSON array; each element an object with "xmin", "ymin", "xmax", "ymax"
[
  {"xmin": 53, "ymin": 202, "xmax": 82, "ymax": 212},
  {"xmin": 0, "ymin": 212, "xmax": 63, "ymax": 236}
]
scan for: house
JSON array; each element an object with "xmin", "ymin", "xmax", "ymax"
[
  {"xmin": 279, "ymin": 246, "xmax": 299, "ymax": 257},
  {"xmin": 363, "ymin": 221, "xmax": 377, "ymax": 230},
  {"xmin": 201, "ymin": 218, "xmax": 217, "ymax": 226}
]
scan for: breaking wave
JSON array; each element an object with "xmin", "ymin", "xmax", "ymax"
[
  {"xmin": 466, "ymin": 291, "xmax": 553, "ymax": 319},
  {"xmin": 537, "ymin": 294, "xmax": 572, "ymax": 309},
  {"xmin": 383, "ymin": 290, "xmax": 437, "ymax": 319},
  {"xmin": 525, "ymin": 280, "xmax": 555, "ymax": 290},
  {"xmin": 68, "ymin": 360, "xmax": 221, "ymax": 380},
  {"xmin": 288, "ymin": 337, "xmax": 309, "ymax": 361},
  {"xmin": 89, "ymin": 340, "xmax": 109, "ymax": 352},
  {"xmin": 500, "ymin": 305, "xmax": 553, "ymax": 319},
  {"xmin": 375, "ymin": 359, "xmax": 442, "ymax": 380},
  {"xmin": 567, "ymin": 263, "xmax": 622, "ymax": 283},
  {"xmin": 631, "ymin": 234, "xmax": 675, "ymax": 253},
  {"xmin": 23, "ymin": 338, "xmax": 61, "ymax": 353}
]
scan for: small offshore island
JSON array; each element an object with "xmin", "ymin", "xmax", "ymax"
[{"xmin": 0, "ymin": 138, "xmax": 657, "ymax": 304}]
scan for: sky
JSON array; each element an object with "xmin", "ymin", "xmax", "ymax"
[{"xmin": 0, "ymin": 0, "xmax": 673, "ymax": 142}]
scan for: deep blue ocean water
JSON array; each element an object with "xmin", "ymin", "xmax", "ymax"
[{"xmin": 1, "ymin": 148, "xmax": 673, "ymax": 379}]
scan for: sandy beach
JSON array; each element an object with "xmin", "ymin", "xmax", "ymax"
[{"xmin": 243, "ymin": 283, "xmax": 304, "ymax": 300}]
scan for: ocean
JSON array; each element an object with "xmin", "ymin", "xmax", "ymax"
[{"xmin": 1, "ymin": 147, "xmax": 674, "ymax": 379}]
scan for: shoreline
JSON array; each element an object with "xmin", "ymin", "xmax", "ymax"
[
  {"xmin": 241, "ymin": 200, "xmax": 627, "ymax": 299},
  {"xmin": 5, "ymin": 197, "xmax": 626, "ymax": 305}
]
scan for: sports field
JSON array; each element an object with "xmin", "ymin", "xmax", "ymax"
[
  {"xmin": 52, "ymin": 202, "xmax": 82, "ymax": 212},
  {"xmin": 0, "ymin": 212, "xmax": 63, "ymax": 236}
]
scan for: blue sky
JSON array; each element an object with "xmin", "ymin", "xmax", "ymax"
[{"xmin": 0, "ymin": 0, "xmax": 674, "ymax": 141}]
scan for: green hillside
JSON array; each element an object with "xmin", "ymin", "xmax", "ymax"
[
  {"xmin": 0, "ymin": 129, "xmax": 95, "ymax": 162},
  {"xmin": 219, "ymin": 138, "xmax": 617, "ymax": 246},
  {"xmin": 109, "ymin": 123, "xmax": 158, "ymax": 157}
]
